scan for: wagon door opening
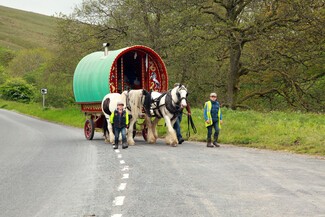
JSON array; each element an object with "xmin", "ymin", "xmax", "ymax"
[{"xmin": 117, "ymin": 51, "xmax": 143, "ymax": 92}]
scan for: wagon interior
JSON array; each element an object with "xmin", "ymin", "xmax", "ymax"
[{"xmin": 117, "ymin": 51, "xmax": 143, "ymax": 92}]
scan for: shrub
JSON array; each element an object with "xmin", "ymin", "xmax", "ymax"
[{"xmin": 0, "ymin": 78, "xmax": 35, "ymax": 103}]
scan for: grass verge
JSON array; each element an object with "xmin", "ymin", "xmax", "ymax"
[{"xmin": 1, "ymin": 99, "xmax": 324, "ymax": 156}]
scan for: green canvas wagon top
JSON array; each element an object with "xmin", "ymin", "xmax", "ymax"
[{"xmin": 73, "ymin": 45, "xmax": 168, "ymax": 104}]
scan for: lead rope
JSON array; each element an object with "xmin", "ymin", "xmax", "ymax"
[{"xmin": 186, "ymin": 113, "xmax": 197, "ymax": 139}]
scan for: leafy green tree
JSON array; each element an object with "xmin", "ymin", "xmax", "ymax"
[
  {"xmin": 54, "ymin": 0, "xmax": 324, "ymax": 111},
  {"xmin": 200, "ymin": 0, "xmax": 325, "ymax": 110},
  {"xmin": 0, "ymin": 78, "xmax": 35, "ymax": 103}
]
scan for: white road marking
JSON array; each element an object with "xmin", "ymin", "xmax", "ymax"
[
  {"xmin": 113, "ymin": 146, "xmax": 129, "ymax": 214},
  {"xmin": 118, "ymin": 183, "xmax": 127, "ymax": 191},
  {"xmin": 113, "ymin": 196, "xmax": 125, "ymax": 206},
  {"xmin": 122, "ymin": 173, "xmax": 129, "ymax": 179}
]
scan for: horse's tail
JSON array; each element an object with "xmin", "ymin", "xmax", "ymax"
[
  {"xmin": 102, "ymin": 98, "xmax": 111, "ymax": 115},
  {"xmin": 102, "ymin": 114, "xmax": 108, "ymax": 135},
  {"xmin": 142, "ymin": 89, "xmax": 152, "ymax": 117}
]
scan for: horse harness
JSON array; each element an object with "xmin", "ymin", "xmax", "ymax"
[
  {"xmin": 151, "ymin": 88, "xmax": 186, "ymax": 121},
  {"xmin": 151, "ymin": 92, "xmax": 167, "ymax": 118}
]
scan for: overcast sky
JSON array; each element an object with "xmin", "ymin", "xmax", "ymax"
[{"xmin": 0, "ymin": 0, "xmax": 82, "ymax": 16}]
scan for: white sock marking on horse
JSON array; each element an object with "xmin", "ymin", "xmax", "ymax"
[
  {"xmin": 120, "ymin": 160, "xmax": 125, "ymax": 164},
  {"xmin": 121, "ymin": 166, "xmax": 129, "ymax": 171},
  {"xmin": 122, "ymin": 173, "xmax": 129, "ymax": 179},
  {"xmin": 118, "ymin": 183, "xmax": 127, "ymax": 191},
  {"xmin": 117, "ymin": 154, "xmax": 122, "ymax": 158},
  {"xmin": 113, "ymin": 196, "xmax": 125, "ymax": 206},
  {"xmin": 111, "ymin": 214, "xmax": 122, "ymax": 217}
]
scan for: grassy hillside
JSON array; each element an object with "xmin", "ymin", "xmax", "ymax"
[{"xmin": 0, "ymin": 5, "xmax": 58, "ymax": 50}]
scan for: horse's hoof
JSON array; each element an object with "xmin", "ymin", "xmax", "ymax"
[
  {"xmin": 147, "ymin": 138, "xmax": 156, "ymax": 144},
  {"xmin": 127, "ymin": 140, "xmax": 135, "ymax": 146}
]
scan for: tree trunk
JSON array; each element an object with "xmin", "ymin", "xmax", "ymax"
[{"xmin": 227, "ymin": 39, "xmax": 242, "ymax": 109}]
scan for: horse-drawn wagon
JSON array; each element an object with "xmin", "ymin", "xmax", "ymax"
[{"xmin": 73, "ymin": 45, "xmax": 168, "ymax": 140}]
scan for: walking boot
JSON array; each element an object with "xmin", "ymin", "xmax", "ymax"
[
  {"xmin": 122, "ymin": 143, "xmax": 128, "ymax": 149},
  {"xmin": 213, "ymin": 137, "xmax": 220, "ymax": 147},
  {"xmin": 178, "ymin": 138, "xmax": 185, "ymax": 144},
  {"xmin": 113, "ymin": 144, "xmax": 118, "ymax": 149},
  {"xmin": 207, "ymin": 138, "xmax": 214, "ymax": 148}
]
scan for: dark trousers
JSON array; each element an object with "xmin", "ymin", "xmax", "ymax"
[
  {"xmin": 207, "ymin": 121, "xmax": 219, "ymax": 141},
  {"xmin": 173, "ymin": 114, "xmax": 183, "ymax": 140},
  {"xmin": 114, "ymin": 127, "xmax": 127, "ymax": 145}
]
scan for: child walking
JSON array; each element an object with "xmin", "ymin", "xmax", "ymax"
[{"xmin": 110, "ymin": 101, "xmax": 129, "ymax": 149}]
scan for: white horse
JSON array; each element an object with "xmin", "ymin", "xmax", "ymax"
[
  {"xmin": 101, "ymin": 89, "xmax": 151, "ymax": 145},
  {"xmin": 146, "ymin": 84, "xmax": 188, "ymax": 146}
]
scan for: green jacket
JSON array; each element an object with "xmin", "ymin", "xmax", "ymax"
[
  {"xmin": 110, "ymin": 109, "xmax": 129, "ymax": 128},
  {"xmin": 204, "ymin": 100, "xmax": 221, "ymax": 129}
]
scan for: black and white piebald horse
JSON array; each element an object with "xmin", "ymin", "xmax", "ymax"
[
  {"xmin": 102, "ymin": 93, "xmax": 123, "ymax": 144},
  {"xmin": 102, "ymin": 89, "xmax": 151, "ymax": 145},
  {"xmin": 145, "ymin": 84, "xmax": 188, "ymax": 146}
]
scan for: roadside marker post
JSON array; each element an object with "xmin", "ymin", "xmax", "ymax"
[{"xmin": 40, "ymin": 88, "xmax": 47, "ymax": 108}]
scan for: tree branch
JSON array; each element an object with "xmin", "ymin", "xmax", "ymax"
[{"xmin": 238, "ymin": 88, "xmax": 280, "ymax": 104}]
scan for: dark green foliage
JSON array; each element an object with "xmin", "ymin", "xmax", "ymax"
[
  {"xmin": 0, "ymin": 78, "xmax": 35, "ymax": 103},
  {"xmin": 0, "ymin": 2, "xmax": 324, "ymax": 112}
]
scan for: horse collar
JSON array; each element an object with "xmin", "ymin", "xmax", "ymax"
[{"xmin": 165, "ymin": 91, "xmax": 181, "ymax": 114}]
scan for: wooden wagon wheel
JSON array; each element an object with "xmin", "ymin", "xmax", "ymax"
[{"xmin": 84, "ymin": 119, "xmax": 95, "ymax": 140}]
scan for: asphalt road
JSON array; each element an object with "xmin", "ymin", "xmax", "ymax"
[{"xmin": 0, "ymin": 109, "xmax": 324, "ymax": 217}]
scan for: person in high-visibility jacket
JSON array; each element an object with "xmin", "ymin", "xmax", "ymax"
[
  {"xmin": 203, "ymin": 93, "xmax": 223, "ymax": 147},
  {"xmin": 110, "ymin": 101, "xmax": 129, "ymax": 149}
]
